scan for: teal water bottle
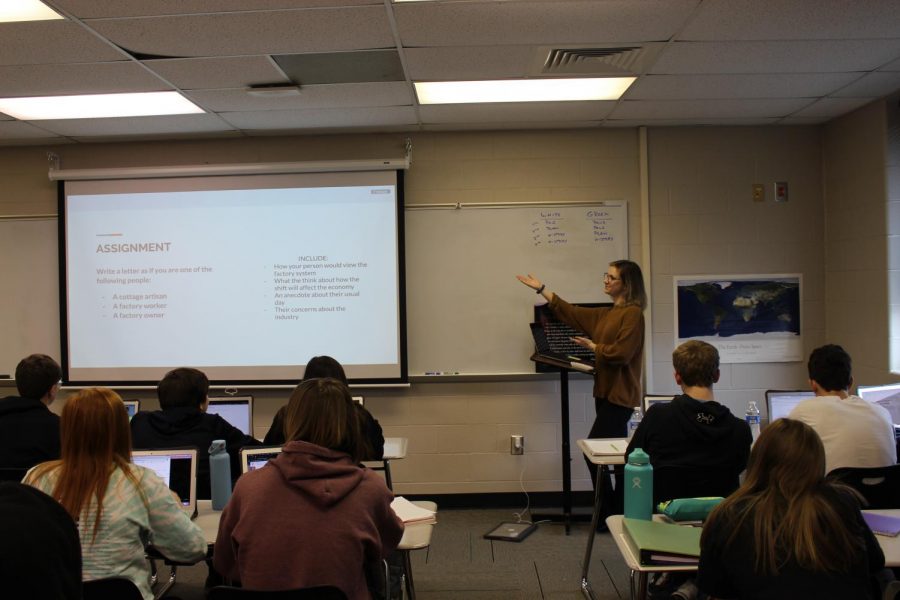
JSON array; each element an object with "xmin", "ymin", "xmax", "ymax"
[
  {"xmin": 624, "ymin": 448, "xmax": 653, "ymax": 521},
  {"xmin": 209, "ymin": 439, "xmax": 232, "ymax": 510}
]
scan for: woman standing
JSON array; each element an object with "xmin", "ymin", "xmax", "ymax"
[
  {"xmin": 698, "ymin": 418, "xmax": 884, "ymax": 599},
  {"xmin": 25, "ymin": 388, "xmax": 206, "ymax": 600},
  {"xmin": 517, "ymin": 260, "xmax": 646, "ymax": 495}
]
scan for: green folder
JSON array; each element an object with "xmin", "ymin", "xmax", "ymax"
[{"xmin": 622, "ymin": 518, "xmax": 702, "ymax": 566}]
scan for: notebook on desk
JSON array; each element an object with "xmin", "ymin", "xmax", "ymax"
[
  {"xmin": 132, "ymin": 449, "xmax": 197, "ymax": 517},
  {"xmin": 583, "ymin": 439, "xmax": 629, "ymax": 456},
  {"xmin": 622, "ymin": 518, "xmax": 701, "ymax": 566}
]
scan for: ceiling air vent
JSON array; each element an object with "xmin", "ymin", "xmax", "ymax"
[{"xmin": 540, "ymin": 46, "xmax": 651, "ymax": 75}]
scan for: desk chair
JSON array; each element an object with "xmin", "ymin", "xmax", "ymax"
[
  {"xmin": 829, "ymin": 464, "xmax": 900, "ymax": 509},
  {"xmin": 0, "ymin": 467, "xmax": 27, "ymax": 482},
  {"xmin": 206, "ymin": 586, "xmax": 347, "ymax": 599},
  {"xmin": 83, "ymin": 577, "xmax": 143, "ymax": 600}
]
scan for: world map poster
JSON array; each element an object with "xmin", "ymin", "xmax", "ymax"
[{"xmin": 674, "ymin": 274, "xmax": 802, "ymax": 363}]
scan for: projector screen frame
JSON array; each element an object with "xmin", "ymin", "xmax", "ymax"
[{"xmin": 57, "ymin": 169, "xmax": 408, "ymax": 387}]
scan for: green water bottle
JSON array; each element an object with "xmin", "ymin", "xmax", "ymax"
[{"xmin": 624, "ymin": 448, "xmax": 653, "ymax": 521}]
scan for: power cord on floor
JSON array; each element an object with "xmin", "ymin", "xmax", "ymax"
[{"xmin": 511, "ymin": 453, "xmax": 550, "ymax": 526}]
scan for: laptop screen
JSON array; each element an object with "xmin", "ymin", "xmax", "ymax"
[
  {"xmin": 240, "ymin": 446, "xmax": 282, "ymax": 474},
  {"xmin": 765, "ymin": 390, "xmax": 815, "ymax": 422},
  {"xmin": 643, "ymin": 395, "xmax": 672, "ymax": 412},
  {"xmin": 132, "ymin": 450, "xmax": 196, "ymax": 510},
  {"xmin": 858, "ymin": 383, "xmax": 900, "ymax": 426},
  {"xmin": 207, "ymin": 396, "xmax": 253, "ymax": 435},
  {"xmin": 123, "ymin": 400, "xmax": 139, "ymax": 420}
]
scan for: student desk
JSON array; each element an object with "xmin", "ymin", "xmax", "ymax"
[
  {"xmin": 365, "ymin": 436, "xmax": 408, "ymax": 490},
  {"xmin": 864, "ymin": 509, "xmax": 900, "ymax": 567},
  {"xmin": 576, "ymin": 438, "xmax": 626, "ymax": 600}
]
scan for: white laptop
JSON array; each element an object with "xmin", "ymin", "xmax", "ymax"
[
  {"xmin": 207, "ymin": 396, "xmax": 254, "ymax": 435},
  {"xmin": 123, "ymin": 399, "xmax": 140, "ymax": 420},
  {"xmin": 858, "ymin": 382, "xmax": 900, "ymax": 427},
  {"xmin": 765, "ymin": 389, "xmax": 816, "ymax": 422},
  {"xmin": 132, "ymin": 449, "xmax": 198, "ymax": 516},
  {"xmin": 643, "ymin": 394, "xmax": 672, "ymax": 412},
  {"xmin": 240, "ymin": 446, "xmax": 283, "ymax": 474}
]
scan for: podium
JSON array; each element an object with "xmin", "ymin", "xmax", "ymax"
[{"xmin": 530, "ymin": 352, "xmax": 594, "ymax": 534}]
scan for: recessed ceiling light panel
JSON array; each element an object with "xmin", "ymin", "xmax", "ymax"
[
  {"xmin": 414, "ymin": 78, "xmax": 636, "ymax": 104},
  {"xmin": 0, "ymin": 91, "xmax": 205, "ymax": 120},
  {"xmin": 0, "ymin": 0, "xmax": 63, "ymax": 22}
]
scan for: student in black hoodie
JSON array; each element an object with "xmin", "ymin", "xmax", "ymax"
[
  {"xmin": 625, "ymin": 340, "xmax": 752, "ymax": 503},
  {"xmin": 0, "ymin": 354, "xmax": 62, "ymax": 472},
  {"xmin": 130, "ymin": 367, "xmax": 261, "ymax": 498}
]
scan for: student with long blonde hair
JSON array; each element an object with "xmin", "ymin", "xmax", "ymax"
[
  {"xmin": 698, "ymin": 418, "xmax": 884, "ymax": 599},
  {"xmin": 25, "ymin": 388, "xmax": 206, "ymax": 600}
]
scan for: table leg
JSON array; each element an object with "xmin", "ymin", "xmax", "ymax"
[
  {"xmin": 637, "ymin": 572, "xmax": 648, "ymax": 600},
  {"xmin": 402, "ymin": 550, "xmax": 416, "ymax": 600},
  {"xmin": 384, "ymin": 459, "xmax": 393, "ymax": 490},
  {"xmin": 579, "ymin": 465, "xmax": 606, "ymax": 600}
]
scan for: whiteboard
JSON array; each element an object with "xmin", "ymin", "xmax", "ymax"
[
  {"xmin": 405, "ymin": 202, "xmax": 628, "ymax": 375},
  {"xmin": 0, "ymin": 218, "xmax": 60, "ymax": 376}
]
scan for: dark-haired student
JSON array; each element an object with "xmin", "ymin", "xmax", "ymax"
[
  {"xmin": 789, "ymin": 344, "xmax": 896, "ymax": 474},
  {"xmin": 131, "ymin": 367, "xmax": 261, "ymax": 498},
  {"xmin": 698, "ymin": 418, "xmax": 885, "ymax": 600},
  {"xmin": 263, "ymin": 355, "xmax": 385, "ymax": 460},
  {"xmin": 0, "ymin": 354, "xmax": 62, "ymax": 471},
  {"xmin": 215, "ymin": 378, "xmax": 403, "ymax": 598}
]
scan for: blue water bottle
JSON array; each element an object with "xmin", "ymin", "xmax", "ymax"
[
  {"xmin": 209, "ymin": 439, "xmax": 232, "ymax": 510},
  {"xmin": 624, "ymin": 448, "xmax": 653, "ymax": 521}
]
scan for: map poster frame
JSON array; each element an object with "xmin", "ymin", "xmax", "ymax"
[{"xmin": 673, "ymin": 273, "xmax": 803, "ymax": 364}]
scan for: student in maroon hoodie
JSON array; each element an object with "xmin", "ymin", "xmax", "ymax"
[{"xmin": 214, "ymin": 378, "xmax": 403, "ymax": 598}]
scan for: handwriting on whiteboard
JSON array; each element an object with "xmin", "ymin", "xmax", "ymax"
[{"xmin": 531, "ymin": 208, "xmax": 618, "ymax": 247}]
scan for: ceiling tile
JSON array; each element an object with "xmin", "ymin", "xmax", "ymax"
[
  {"xmin": 789, "ymin": 97, "xmax": 875, "ymax": 118},
  {"xmin": 0, "ymin": 120, "xmax": 65, "ymax": 140},
  {"xmin": 778, "ymin": 116, "xmax": 831, "ymax": 125},
  {"xmin": 144, "ymin": 56, "xmax": 289, "ymax": 89},
  {"xmin": 830, "ymin": 72, "xmax": 900, "ymax": 98},
  {"xmin": 423, "ymin": 121, "xmax": 600, "ymax": 131},
  {"xmin": 419, "ymin": 101, "xmax": 615, "ymax": 123},
  {"xmin": 89, "ymin": 7, "xmax": 395, "ymax": 58},
  {"xmin": 0, "ymin": 22, "xmax": 125, "ymax": 66},
  {"xmin": 0, "ymin": 62, "xmax": 169, "ymax": 97},
  {"xmin": 274, "ymin": 50, "xmax": 405, "ymax": 85},
  {"xmin": 680, "ymin": 0, "xmax": 900, "ymax": 41},
  {"xmin": 219, "ymin": 106, "xmax": 418, "ymax": 129},
  {"xmin": 185, "ymin": 83, "xmax": 413, "ymax": 111},
  {"xmin": 603, "ymin": 118, "xmax": 779, "ymax": 127},
  {"xmin": 404, "ymin": 46, "xmax": 534, "ymax": 80},
  {"xmin": 32, "ymin": 114, "xmax": 234, "ymax": 137},
  {"xmin": 881, "ymin": 57, "xmax": 900, "ymax": 71},
  {"xmin": 627, "ymin": 73, "xmax": 860, "ymax": 100},
  {"xmin": 652, "ymin": 40, "xmax": 900, "ymax": 74},
  {"xmin": 394, "ymin": 0, "xmax": 699, "ymax": 47},
  {"xmin": 54, "ymin": 0, "xmax": 380, "ymax": 18},
  {"xmin": 610, "ymin": 98, "xmax": 812, "ymax": 119}
]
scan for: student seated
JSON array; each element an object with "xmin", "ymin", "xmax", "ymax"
[
  {"xmin": 263, "ymin": 355, "xmax": 385, "ymax": 460},
  {"xmin": 25, "ymin": 388, "xmax": 206, "ymax": 600},
  {"xmin": 0, "ymin": 482, "xmax": 82, "ymax": 600},
  {"xmin": 789, "ymin": 344, "xmax": 896, "ymax": 473},
  {"xmin": 0, "ymin": 354, "xmax": 62, "ymax": 471},
  {"xmin": 214, "ymin": 378, "xmax": 404, "ymax": 598},
  {"xmin": 626, "ymin": 340, "xmax": 752, "ymax": 503},
  {"xmin": 131, "ymin": 367, "xmax": 261, "ymax": 498},
  {"xmin": 698, "ymin": 418, "xmax": 885, "ymax": 600}
]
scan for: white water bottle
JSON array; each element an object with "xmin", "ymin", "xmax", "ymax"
[
  {"xmin": 627, "ymin": 407, "xmax": 643, "ymax": 441},
  {"xmin": 745, "ymin": 401, "xmax": 761, "ymax": 443}
]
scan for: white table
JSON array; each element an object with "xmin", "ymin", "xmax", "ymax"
[
  {"xmin": 576, "ymin": 438, "xmax": 626, "ymax": 600},
  {"xmin": 365, "ymin": 436, "xmax": 408, "ymax": 490}
]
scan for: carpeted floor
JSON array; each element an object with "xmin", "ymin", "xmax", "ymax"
[{"xmin": 163, "ymin": 507, "xmax": 632, "ymax": 599}]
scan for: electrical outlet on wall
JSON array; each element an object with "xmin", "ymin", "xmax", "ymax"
[{"xmin": 510, "ymin": 435, "xmax": 525, "ymax": 455}]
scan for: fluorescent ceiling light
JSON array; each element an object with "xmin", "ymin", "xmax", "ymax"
[
  {"xmin": 414, "ymin": 78, "xmax": 636, "ymax": 104},
  {"xmin": 0, "ymin": 0, "xmax": 63, "ymax": 22},
  {"xmin": 0, "ymin": 92, "xmax": 205, "ymax": 120}
]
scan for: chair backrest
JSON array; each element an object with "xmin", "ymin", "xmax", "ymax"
[
  {"xmin": 206, "ymin": 586, "xmax": 348, "ymax": 599},
  {"xmin": 652, "ymin": 464, "xmax": 741, "ymax": 505},
  {"xmin": 0, "ymin": 467, "xmax": 27, "ymax": 483},
  {"xmin": 827, "ymin": 464, "xmax": 900, "ymax": 509},
  {"xmin": 83, "ymin": 577, "xmax": 143, "ymax": 600}
]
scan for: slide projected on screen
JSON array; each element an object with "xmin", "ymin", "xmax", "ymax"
[{"xmin": 62, "ymin": 170, "xmax": 404, "ymax": 384}]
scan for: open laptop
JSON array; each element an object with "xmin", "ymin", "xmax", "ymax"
[
  {"xmin": 765, "ymin": 389, "xmax": 816, "ymax": 422},
  {"xmin": 123, "ymin": 399, "xmax": 140, "ymax": 420},
  {"xmin": 240, "ymin": 446, "xmax": 282, "ymax": 474},
  {"xmin": 132, "ymin": 448, "xmax": 197, "ymax": 517},
  {"xmin": 858, "ymin": 382, "xmax": 900, "ymax": 428},
  {"xmin": 643, "ymin": 395, "xmax": 672, "ymax": 412},
  {"xmin": 529, "ymin": 322, "xmax": 594, "ymax": 367},
  {"xmin": 207, "ymin": 396, "xmax": 253, "ymax": 436}
]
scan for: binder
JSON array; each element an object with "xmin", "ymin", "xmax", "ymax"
[{"xmin": 622, "ymin": 518, "xmax": 702, "ymax": 566}]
